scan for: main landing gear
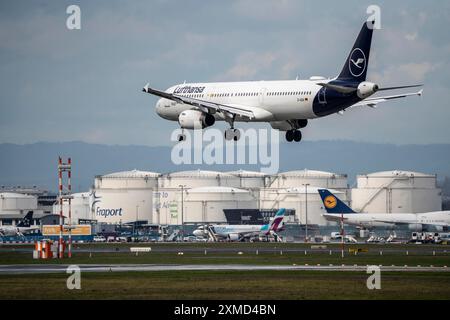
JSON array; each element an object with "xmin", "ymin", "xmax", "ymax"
[
  {"xmin": 284, "ymin": 119, "xmax": 307, "ymax": 142},
  {"xmin": 224, "ymin": 114, "xmax": 241, "ymax": 141},
  {"xmin": 285, "ymin": 130, "xmax": 302, "ymax": 142}
]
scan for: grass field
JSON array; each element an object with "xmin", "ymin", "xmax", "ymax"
[
  {"xmin": 0, "ymin": 270, "xmax": 449, "ymax": 300},
  {"xmin": 1, "ymin": 251, "xmax": 450, "ymax": 267},
  {"xmin": 1, "ymin": 243, "xmax": 449, "ymax": 300},
  {"xmin": 0, "ymin": 243, "xmax": 449, "ymax": 266}
]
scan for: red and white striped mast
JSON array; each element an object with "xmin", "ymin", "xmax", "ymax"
[
  {"xmin": 57, "ymin": 157, "xmax": 72, "ymax": 259},
  {"xmin": 58, "ymin": 157, "xmax": 63, "ymax": 259},
  {"xmin": 67, "ymin": 158, "xmax": 72, "ymax": 258}
]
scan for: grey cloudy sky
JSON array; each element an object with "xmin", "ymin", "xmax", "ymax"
[{"xmin": 0, "ymin": 0, "xmax": 449, "ymax": 146}]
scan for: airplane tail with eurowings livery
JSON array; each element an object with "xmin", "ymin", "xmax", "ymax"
[{"xmin": 260, "ymin": 208, "xmax": 286, "ymax": 234}]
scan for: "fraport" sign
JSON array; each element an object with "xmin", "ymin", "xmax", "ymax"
[{"xmin": 96, "ymin": 207, "xmax": 123, "ymax": 218}]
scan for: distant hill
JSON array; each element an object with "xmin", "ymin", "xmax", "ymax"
[{"xmin": 1, "ymin": 141, "xmax": 449, "ymax": 192}]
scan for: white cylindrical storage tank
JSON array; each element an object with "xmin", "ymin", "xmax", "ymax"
[
  {"xmin": 261, "ymin": 170, "xmax": 349, "ymax": 223},
  {"xmin": 159, "ymin": 170, "xmax": 241, "ymax": 188},
  {"xmin": 156, "ymin": 170, "xmax": 242, "ymax": 225},
  {"xmin": 93, "ymin": 170, "xmax": 159, "ymax": 224},
  {"xmin": 352, "ymin": 170, "xmax": 442, "ymax": 213},
  {"xmin": 270, "ymin": 169, "xmax": 348, "ymax": 189},
  {"xmin": 227, "ymin": 170, "xmax": 268, "ymax": 188},
  {"xmin": 180, "ymin": 186, "xmax": 257, "ymax": 223},
  {"xmin": 52, "ymin": 192, "xmax": 91, "ymax": 223},
  {"xmin": 260, "ymin": 186, "xmax": 346, "ymax": 226},
  {"xmin": 0, "ymin": 193, "xmax": 37, "ymax": 211}
]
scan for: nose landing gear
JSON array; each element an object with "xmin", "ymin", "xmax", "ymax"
[{"xmin": 177, "ymin": 130, "xmax": 187, "ymax": 142}]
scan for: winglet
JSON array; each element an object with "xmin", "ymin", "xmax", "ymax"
[
  {"xmin": 418, "ymin": 89, "xmax": 423, "ymax": 97},
  {"xmin": 142, "ymin": 83, "xmax": 149, "ymax": 93}
]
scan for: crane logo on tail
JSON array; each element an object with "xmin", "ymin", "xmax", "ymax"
[
  {"xmin": 349, "ymin": 48, "xmax": 366, "ymax": 77},
  {"xmin": 324, "ymin": 195, "xmax": 337, "ymax": 209}
]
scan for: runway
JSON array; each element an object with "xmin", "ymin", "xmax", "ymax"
[{"xmin": 0, "ymin": 264, "xmax": 448, "ymax": 275}]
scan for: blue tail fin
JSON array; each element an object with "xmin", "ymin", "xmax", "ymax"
[
  {"xmin": 337, "ymin": 20, "xmax": 375, "ymax": 82},
  {"xmin": 318, "ymin": 190, "xmax": 355, "ymax": 214},
  {"xmin": 17, "ymin": 211, "xmax": 33, "ymax": 227}
]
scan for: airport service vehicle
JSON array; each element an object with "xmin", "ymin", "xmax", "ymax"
[
  {"xmin": 319, "ymin": 189, "xmax": 450, "ymax": 232},
  {"xmin": 93, "ymin": 235, "xmax": 106, "ymax": 243},
  {"xmin": 143, "ymin": 19, "xmax": 422, "ymax": 142},
  {"xmin": 330, "ymin": 232, "xmax": 357, "ymax": 243},
  {"xmin": 0, "ymin": 211, "xmax": 39, "ymax": 236},
  {"xmin": 193, "ymin": 208, "xmax": 286, "ymax": 241},
  {"xmin": 410, "ymin": 232, "xmax": 445, "ymax": 244}
]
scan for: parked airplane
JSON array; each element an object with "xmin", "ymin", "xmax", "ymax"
[
  {"xmin": 143, "ymin": 19, "xmax": 422, "ymax": 142},
  {"xmin": 318, "ymin": 189, "xmax": 450, "ymax": 232},
  {"xmin": 0, "ymin": 211, "xmax": 39, "ymax": 236},
  {"xmin": 193, "ymin": 208, "xmax": 286, "ymax": 241}
]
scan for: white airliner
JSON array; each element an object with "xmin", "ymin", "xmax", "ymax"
[
  {"xmin": 143, "ymin": 19, "xmax": 422, "ymax": 142},
  {"xmin": 318, "ymin": 189, "xmax": 450, "ymax": 232},
  {"xmin": 0, "ymin": 211, "xmax": 39, "ymax": 236},
  {"xmin": 193, "ymin": 208, "xmax": 286, "ymax": 241}
]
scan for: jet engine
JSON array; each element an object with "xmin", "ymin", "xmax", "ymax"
[
  {"xmin": 227, "ymin": 233, "xmax": 240, "ymax": 241},
  {"xmin": 357, "ymin": 81, "xmax": 379, "ymax": 99},
  {"xmin": 178, "ymin": 110, "xmax": 215, "ymax": 129}
]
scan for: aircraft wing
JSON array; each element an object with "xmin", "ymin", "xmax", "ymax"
[
  {"xmin": 142, "ymin": 84, "xmax": 255, "ymax": 120},
  {"xmin": 352, "ymin": 89, "xmax": 423, "ymax": 108}
]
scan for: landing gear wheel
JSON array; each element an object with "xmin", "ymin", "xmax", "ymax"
[
  {"xmin": 233, "ymin": 129, "xmax": 240, "ymax": 141},
  {"xmin": 285, "ymin": 130, "xmax": 294, "ymax": 142},
  {"xmin": 293, "ymin": 130, "xmax": 302, "ymax": 142},
  {"xmin": 224, "ymin": 129, "xmax": 233, "ymax": 141},
  {"xmin": 177, "ymin": 133, "xmax": 186, "ymax": 142},
  {"xmin": 225, "ymin": 128, "xmax": 241, "ymax": 141}
]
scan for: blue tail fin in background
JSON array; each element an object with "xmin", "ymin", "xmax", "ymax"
[
  {"xmin": 17, "ymin": 211, "xmax": 33, "ymax": 227},
  {"xmin": 318, "ymin": 190, "xmax": 355, "ymax": 214},
  {"xmin": 337, "ymin": 20, "xmax": 375, "ymax": 83}
]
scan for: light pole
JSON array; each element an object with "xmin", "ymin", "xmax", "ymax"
[
  {"xmin": 179, "ymin": 185, "xmax": 186, "ymax": 241},
  {"xmin": 302, "ymin": 183, "xmax": 310, "ymax": 243},
  {"xmin": 135, "ymin": 205, "xmax": 139, "ymax": 236}
]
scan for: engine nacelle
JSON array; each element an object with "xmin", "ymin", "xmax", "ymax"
[
  {"xmin": 357, "ymin": 81, "xmax": 379, "ymax": 99},
  {"xmin": 178, "ymin": 110, "xmax": 215, "ymax": 129},
  {"xmin": 408, "ymin": 223, "xmax": 423, "ymax": 231},
  {"xmin": 227, "ymin": 233, "xmax": 240, "ymax": 241}
]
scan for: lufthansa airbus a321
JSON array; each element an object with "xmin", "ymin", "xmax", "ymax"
[{"xmin": 143, "ymin": 19, "xmax": 423, "ymax": 142}]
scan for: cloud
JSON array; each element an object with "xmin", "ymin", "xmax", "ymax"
[
  {"xmin": 217, "ymin": 51, "xmax": 277, "ymax": 81},
  {"xmin": 405, "ymin": 32, "xmax": 418, "ymax": 41},
  {"xmin": 1, "ymin": 1, "xmax": 449, "ymax": 146},
  {"xmin": 232, "ymin": 0, "xmax": 303, "ymax": 21},
  {"xmin": 371, "ymin": 62, "xmax": 437, "ymax": 84}
]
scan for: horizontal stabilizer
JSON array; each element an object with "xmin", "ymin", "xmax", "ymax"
[
  {"xmin": 377, "ymin": 84, "xmax": 423, "ymax": 91},
  {"xmin": 317, "ymin": 82, "xmax": 357, "ymax": 94}
]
